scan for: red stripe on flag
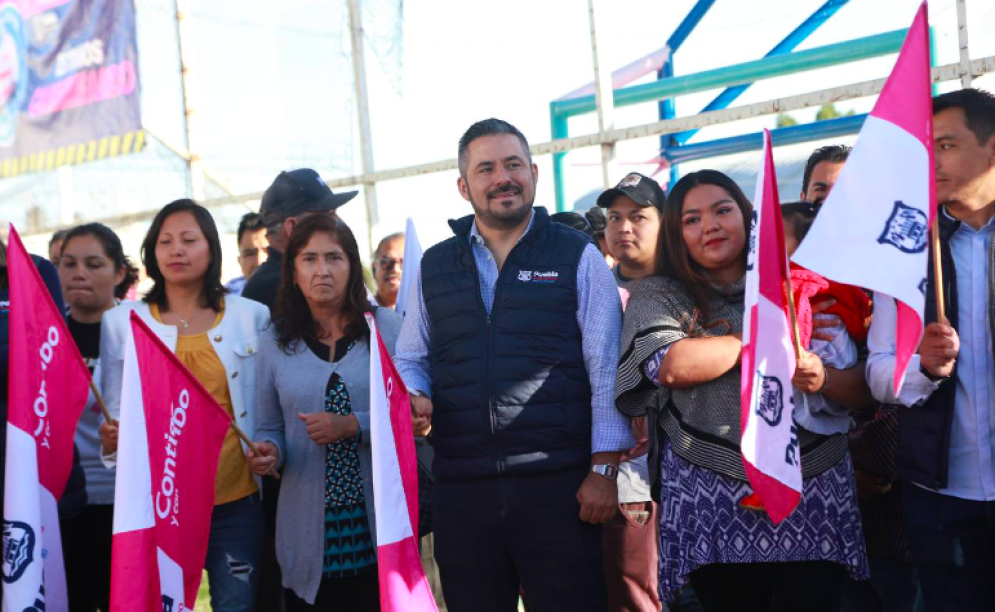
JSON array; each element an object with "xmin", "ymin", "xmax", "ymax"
[
  {"xmin": 110, "ymin": 528, "xmax": 160, "ymax": 612},
  {"xmin": 377, "ymin": 538, "xmax": 438, "ymax": 612}
]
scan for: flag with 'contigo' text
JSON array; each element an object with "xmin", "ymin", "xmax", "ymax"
[
  {"xmin": 792, "ymin": 1, "xmax": 935, "ymax": 395},
  {"xmin": 740, "ymin": 131, "xmax": 802, "ymax": 524},
  {"xmin": 366, "ymin": 313, "xmax": 437, "ymax": 612},
  {"xmin": 3, "ymin": 224, "xmax": 90, "ymax": 612},
  {"xmin": 109, "ymin": 311, "xmax": 231, "ymax": 612}
]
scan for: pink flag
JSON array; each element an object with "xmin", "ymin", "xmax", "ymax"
[
  {"xmin": 792, "ymin": 2, "xmax": 934, "ymax": 394},
  {"xmin": 366, "ymin": 313, "xmax": 438, "ymax": 612},
  {"xmin": 109, "ymin": 311, "xmax": 231, "ymax": 612},
  {"xmin": 3, "ymin": 224, "xmax": 90, "ymax": 612},
  {"xmin": 740, "ymin": 131, "xmax": 802, "ymax": 524}
]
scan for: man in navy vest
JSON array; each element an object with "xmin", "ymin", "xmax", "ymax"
[
  {"xmin": 867, "ymin": 88, "xmax": 995, "ymax": 612},
  {"xmin": 395, "ymin": 118, "xmax": 632, "ymax": 612}
]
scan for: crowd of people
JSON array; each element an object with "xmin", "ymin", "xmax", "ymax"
[{"xmin": 0, "ymin": 85, "xmax": 993, "ymax": 612}]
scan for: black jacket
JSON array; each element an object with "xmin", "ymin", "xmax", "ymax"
[
  {"xmin": 422, "ymin": 208, "xmax": 593, "ymax": 481},
  {"xmin": 241, "ymin": 247, "xmax": 283, "ymax": 314},
  {"xmin": 896, "ymin": 210, "xmax": 995, "ymax": 488}
]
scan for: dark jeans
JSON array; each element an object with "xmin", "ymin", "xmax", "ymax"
[
  {"xmin": 61, "ymin": 503, "xmax": 114, "ymax": 612},
  {"xmin": 256, "ymin": 476, "xmax": 285, "ymax": 612},
  {"xmin": 204, "ymin": 494, "xmax": 264, "ymax": 612},
  {"xmin": 285, "ymin": 570, "xmax": 380, "ymax": 612},
  {"xmin": 841, "ymin": 554, "xmax": 923, "ymax": 612},
  {"xmin": 902, "ymin": 484, "xmax": 995, "ymax": 612},
  {"xmin": 433, "ymin": 468, "xmax": 606, "ymax": 612},
  {"xmin": 689, "ymin": 561, "xmax": 845, "ymax": 612}
]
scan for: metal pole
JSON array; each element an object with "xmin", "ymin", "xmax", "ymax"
[
  {"xmin": 347, "ymin": 0, "xmax": 378, "ymax": 250},
  {"xmin": 174, "ymin": 0, "xmax": 204, "ymax": 201},
  {"xmin": 588, "ymin": 0, "xmax": 615, "ymax": 193},
  {"xmin": 956, "ymin": 0, "xmax": 973, "ymax": 87}
]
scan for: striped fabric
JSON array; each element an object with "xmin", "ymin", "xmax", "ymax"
[{"xmin": 616, "ymin": 274, "xmax": 846, "ymax": 482}]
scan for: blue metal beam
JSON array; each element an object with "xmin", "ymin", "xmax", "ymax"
[
  {"xmin": 663, "ymin": 114, "xmax": 866, "ymax": 166},
  {"xmin": 659, "ymin": 0, "xmax": 716, "ymax": 183},
  {"xmin": 666, "ymin": 0, "xmax": 716, "ymax": 52},
  {"xmin": 673, "ymin": 0, "xmax": 851, "ymax": 146}
]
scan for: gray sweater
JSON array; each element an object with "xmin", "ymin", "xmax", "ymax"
[{"xmin": 255, "ymin": 308, "xmax": 402, "ymax": 604}]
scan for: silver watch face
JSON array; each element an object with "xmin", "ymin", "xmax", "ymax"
[{"xmin": 592, "ymin": 464, "xmax": 618, "ymax": 480}]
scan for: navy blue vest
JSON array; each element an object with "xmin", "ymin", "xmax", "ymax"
[
  {"xmin": 897, "ymin": 211, "xmax": 961, "ymax": 488},
  {"xmin": 421, "ymin": 207, "xmax": 593, "ymax": 481}
]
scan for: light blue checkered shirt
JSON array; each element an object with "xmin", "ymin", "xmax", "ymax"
[{"xmin": 394, "ymin": 210, "xmax": 633, "ymax": 454}]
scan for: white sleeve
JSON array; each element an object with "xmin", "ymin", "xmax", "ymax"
[{"xmin": 865, "ymin": 292, "xmax": 939, "ymax": 406}]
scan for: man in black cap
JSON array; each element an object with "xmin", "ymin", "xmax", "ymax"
[
  {"xmin": 596, "ymin": 172, "xmax": 665, "ymax": 612},
  {"xmin": 242, "ymin": 168, "xmax": 357, "ymax": 312},
  {"xmin": 240, "ymin": 168, "xmax": 355, "ymax": 612},
  {"xmin": 597, "ymin": 172, "xmax": 664, "ymax": 302}
]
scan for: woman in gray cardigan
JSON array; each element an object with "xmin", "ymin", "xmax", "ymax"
[{"xmin": 247, "ymin": 215, "xmax": 401, "ymax": 609}]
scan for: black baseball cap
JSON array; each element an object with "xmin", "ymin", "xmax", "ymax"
[
  {"xmin": 259, "ymin": 168, "xmax": 358, "ymax": 227},
  {"xmin": 597, "ymin": 172, "xmax": 665, "ymax": 211}
]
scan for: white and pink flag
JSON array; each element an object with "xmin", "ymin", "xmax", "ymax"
[
  {"xmin": 109, "ymin": 312, "xmax": 231, "ymax": 612},
  {"xmin": 3, "ymin": 225, "xmax": 90, "ymax": 612},
  {"xmin": 740, "ymin": 131, "xmax": 801, "ymax": 524},
  {"xmin": 792, "ymin": 1, "xmax": 934, "ymax": 394},
  {"xmin": 366, "ymin": 313, "xmax": 437, "ymax": 612}
]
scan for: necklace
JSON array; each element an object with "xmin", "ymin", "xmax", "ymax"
[{"xmin": 176, "ymin": 315, "xmax": 190, "ymax": 329}]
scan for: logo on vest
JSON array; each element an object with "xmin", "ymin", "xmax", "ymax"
[
  {"xmin": 2, "ymin": 520, "xmax": 35, "ymax": 584},
  {"xmin": 517, "ymin": 270, "xmax": 560, "ymax": 284},
  {"xmin": 878, "ymin": 201, "xmax": 928, "ymax": 254},
  {"xmin": 755, "ymin": 373, "xmax": 785, "ymax": 427}
]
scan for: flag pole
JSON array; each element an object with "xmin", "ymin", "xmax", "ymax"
[
  {"xmin": 782, "ymin": 274, "xmax": 804, "ymax": 360},
  {"xmin": 89, "ymin": 379, "xmax": 116, "ymax": 425},
  {"xmin": 930, "ymin": 221, "xmax": 946, "ymax": 324},
  {"xmin": 229, "ymin": 420, "xmax": 281, "ymax": 480}
]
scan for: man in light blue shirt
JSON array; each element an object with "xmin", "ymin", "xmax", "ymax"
[
  {"xmin": 867, "ymin": 88, "xmax": 995, "ymax": 612},
  {"xmin": 395, "ymin": 118, "xmax": 631, "ymax": 612}
]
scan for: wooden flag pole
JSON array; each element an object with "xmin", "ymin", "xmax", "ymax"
[
  {"xmin": 782, "ymin": 273, "xmax": 805, "ymax": 361},
  {"xmin": 89, "ymin": 379, "xmax": 115, "ymax": 425},
  {"xmin": 230, "ymin": 420, "xmax": 281, "ymax": 480},
  {"xmin": 931, "ymin": 221, "xmax": 947, "ymax": 324}
]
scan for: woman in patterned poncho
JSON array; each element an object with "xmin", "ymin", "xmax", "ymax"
[{"xmin": 615, "ymin": 170, "xmax": 868, "ymax": 611}]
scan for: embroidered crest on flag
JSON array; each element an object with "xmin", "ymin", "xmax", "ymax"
[
  {"xmin": 756, "ymin": 373, "xmax": 785, "ymax": 426},
  {"xmin": 878, "ymin": 201, "xmax": 928, "ymax": 253},
  {"xmin": 2, "ymin": 520, "xmax": 35, "ymax": 583}
]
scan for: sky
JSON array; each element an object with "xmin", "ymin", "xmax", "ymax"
[
  {"xmin": 12, "ymin": 0, "xmax": 995, "ymax": 265},
  {"xmin": 333, "ymin": 0, "xmax": 995, "ymax": 252}
]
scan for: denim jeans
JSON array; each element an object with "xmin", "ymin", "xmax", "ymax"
[
  {"xmin": 901, "ymin": 484, "xmax": 995, "ymax": 612},
  {"xmin": 204, "ymin": 494, "xmax": 264, "ymax": 612}
]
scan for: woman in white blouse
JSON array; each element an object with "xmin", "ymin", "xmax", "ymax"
[{"xmin": 99, "ymin": 199, "xmax": 269, "ymax": 612}]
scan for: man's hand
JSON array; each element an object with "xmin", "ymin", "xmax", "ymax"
[
  {"xmin": 99, "ymin": 419, "xmax": 119, "ymax": 454},
  {"xmin": 246, "ymin": 442, "xmax": 279, "ymax": 476},
  {"xmin": 577, "ymin": 453, "xmax": 620, "ymax": 524},
  {"xmin": 854, "ymin": 469, "xmax": 892, "ymax": 500},
  {"xmin": 297, "ymin": 412, "xmax": 359, "ymax": 445},
  {"xmin": 411, "ymin": 394, "xmax": 433, "ymax": 437},
  {"xmin": 919, "ymin": 322, "xmax": 959, "ymax": 379},
  {"xmin": 811, "ymin": 298, "xmax": 841, "ymax": 342},
  {"xmin": 792, "ymin": 350, "xmax": 826, "ymax": 394}
]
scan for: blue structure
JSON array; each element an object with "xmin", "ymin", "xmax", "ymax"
[{"xmin": 550, "ymin": 0, "xmax": 913, "ymax": 212}]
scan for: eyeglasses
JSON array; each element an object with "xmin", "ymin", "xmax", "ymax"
[{"xmin": 375, "ymin": 257, "xmax": 403, "ymax": 270}]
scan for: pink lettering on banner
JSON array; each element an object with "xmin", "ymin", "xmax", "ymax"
[{"xmin": 27, "ymin": 60, "xmax": 136, "ymax": 117}]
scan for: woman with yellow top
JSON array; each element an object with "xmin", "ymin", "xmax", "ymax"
[{"xmin": 98, "ymin": 199, "xmax": 270, "ymax": 612}]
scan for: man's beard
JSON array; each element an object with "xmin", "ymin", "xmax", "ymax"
[{"xmin": 469, "ymin": 183, "xmax": 535, "ymax": 230}]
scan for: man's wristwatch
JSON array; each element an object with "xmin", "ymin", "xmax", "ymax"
[{"xmin": 591, "ymin": 464, "xmax": 618, "ymax": 480}]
